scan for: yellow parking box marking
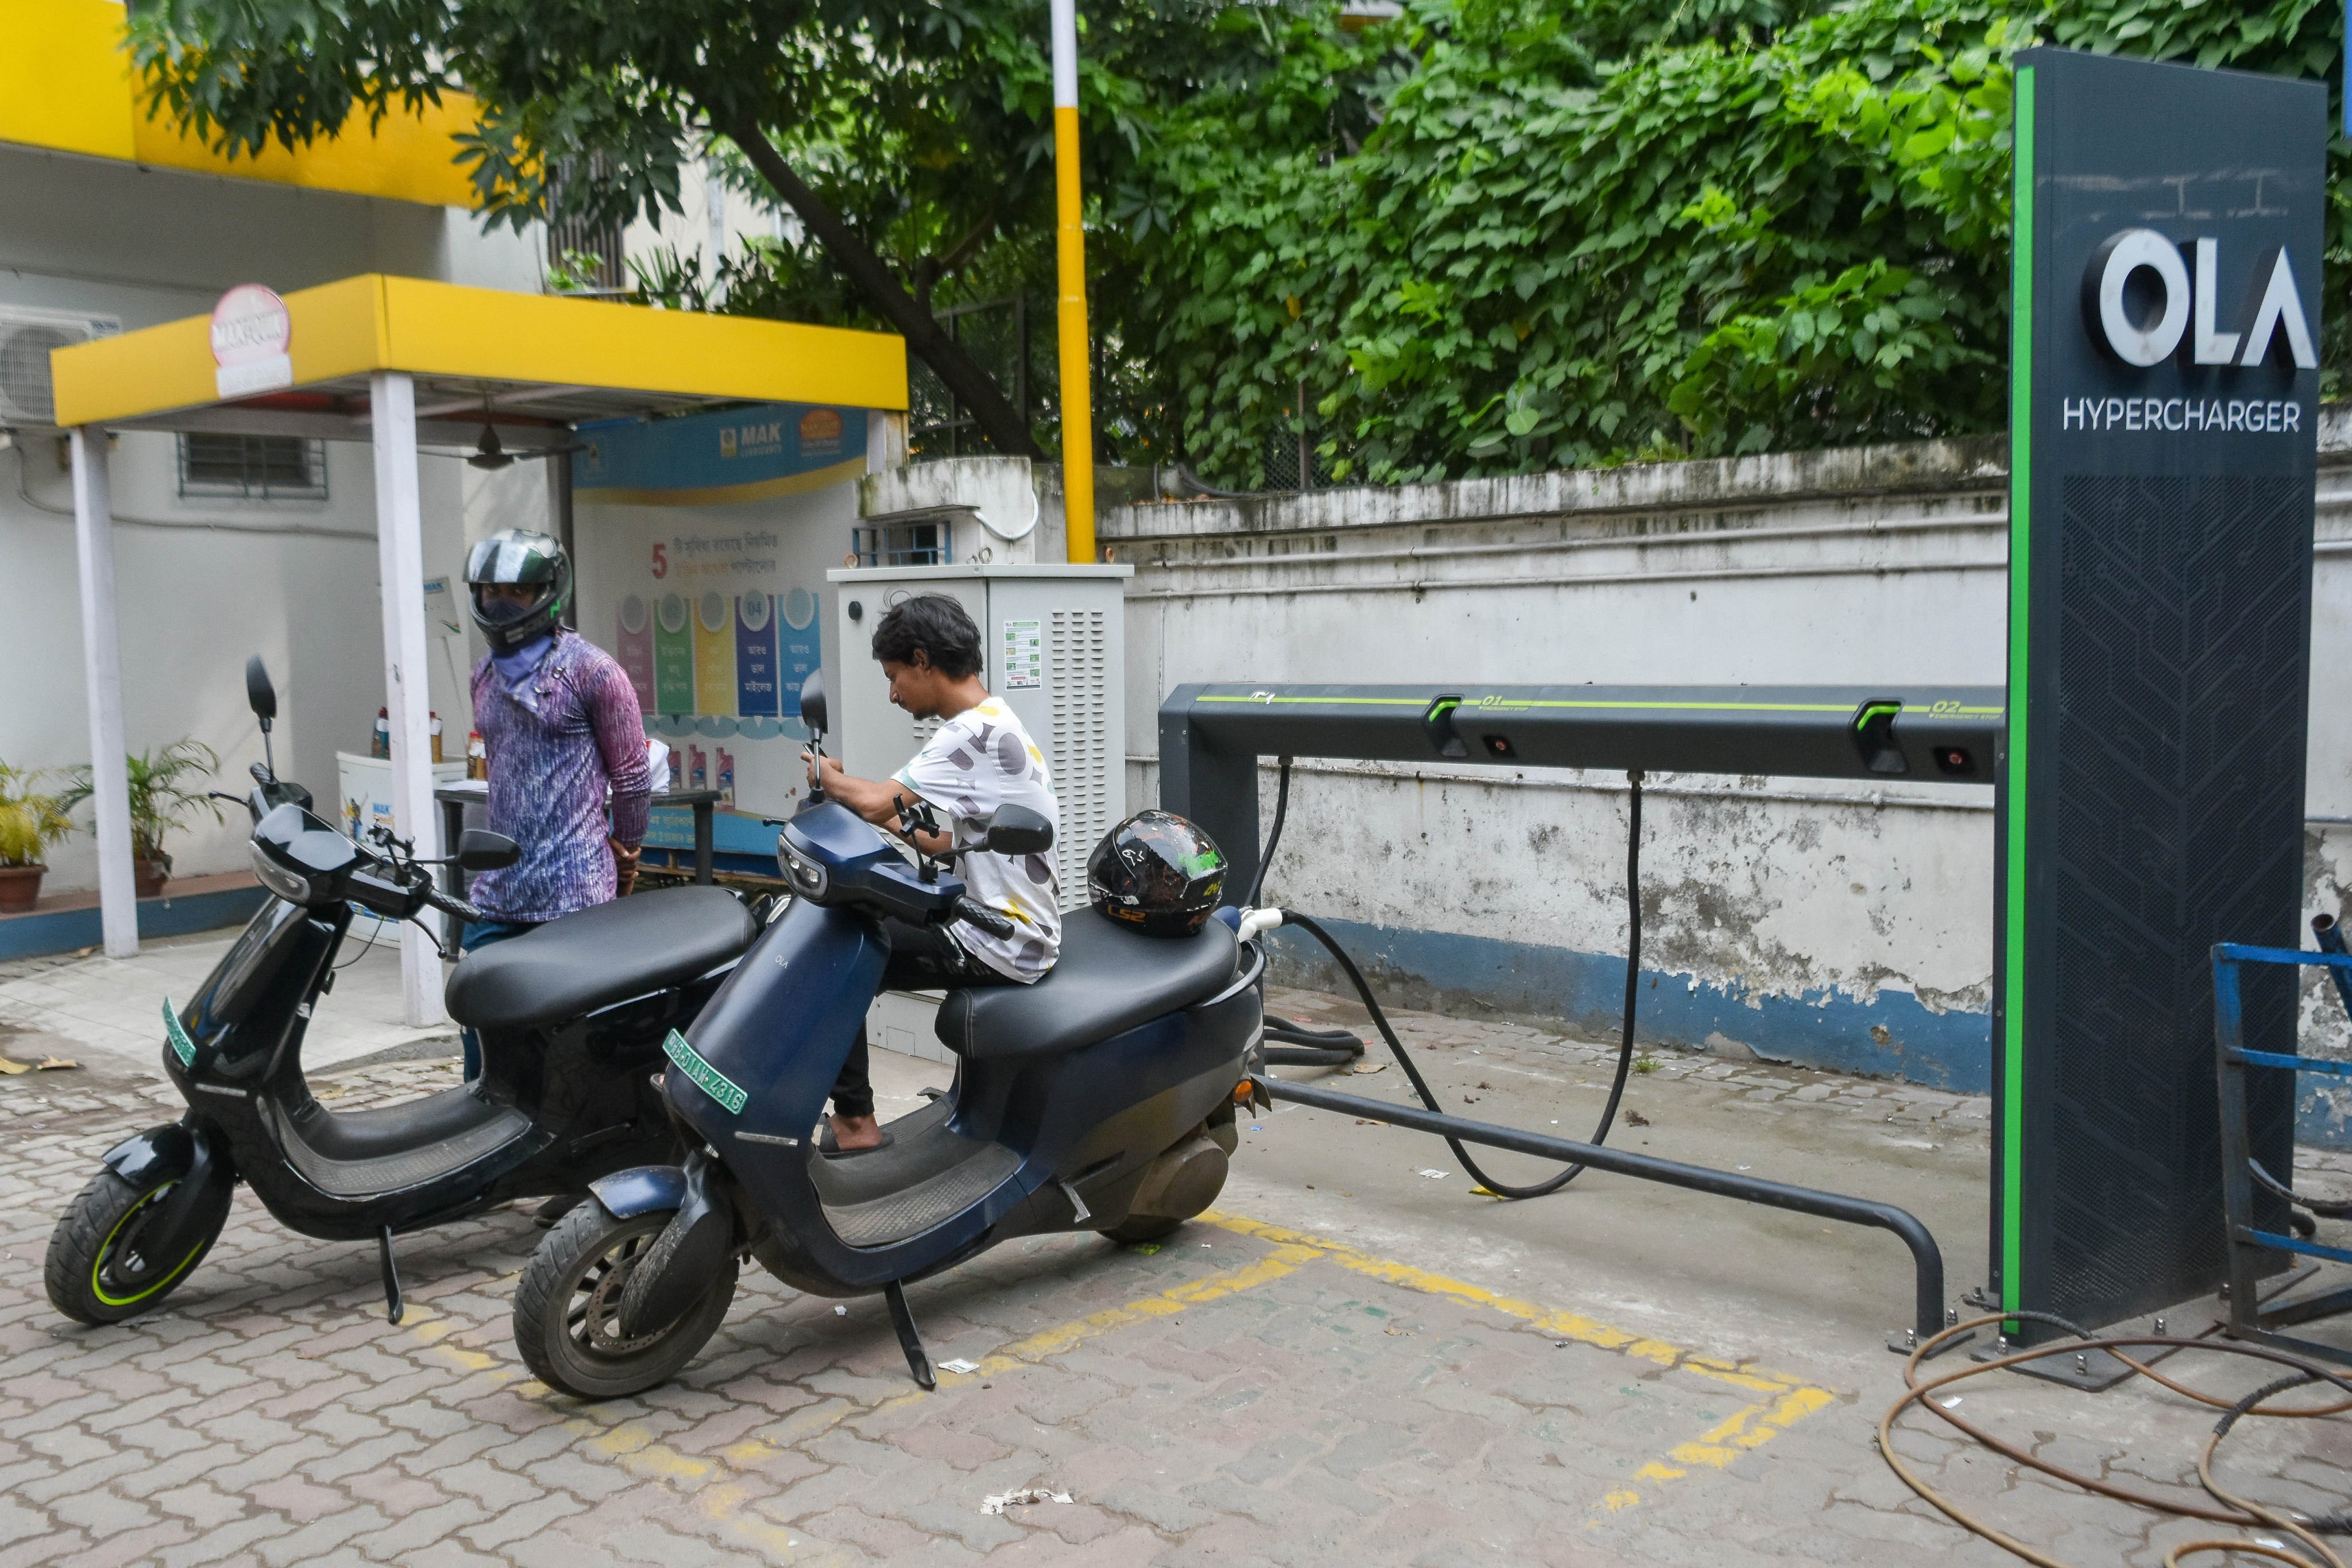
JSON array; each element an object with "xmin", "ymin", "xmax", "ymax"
[
  {"xmin": 390, "ymin": 1208, "xmax": 1833, "ymax": 1537},
  {"xmin": 933, "ymin": 1243, "xmax": 1320, "ymax": 1384},
  {"xmin": 1198, "ymin": 1211, "xmax": 1840, "ymax": 1521}
]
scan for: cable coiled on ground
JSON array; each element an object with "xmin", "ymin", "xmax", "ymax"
[{"xmin": 1880, "ymin": 1310, "xmax": 2352, "ymax": 1567}]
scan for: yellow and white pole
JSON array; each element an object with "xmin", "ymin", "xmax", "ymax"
[{"xmin": 1049, "ymin": 0, "xmax": 1095, "ymax": 561}]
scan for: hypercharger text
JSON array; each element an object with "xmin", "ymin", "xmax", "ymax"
[{"xmin": 2061, "ymin": 395, "xmax": 2304, "ymax": 435}]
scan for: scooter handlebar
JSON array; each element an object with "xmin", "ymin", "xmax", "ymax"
[
  {"xmin": 423, "ymin": 883, "xmax": 485, "ymax": 925},
  {"xmin": 952, "ymin": 897, "xmax": 1015, "ymax": 940}
]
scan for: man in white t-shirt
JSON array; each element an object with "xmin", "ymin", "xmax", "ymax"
[{"xmin": 804, "ymin": 594, "xmax": 1061, "ymax": 1152}]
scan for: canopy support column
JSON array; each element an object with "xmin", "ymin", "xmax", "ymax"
[
  {"xmin": 70, "ymin": 427, "xmax": 137, "ymax": 959},
  {"xmin": 370, "ymin": 371, "xmax": 445, "ymax": 1026}
]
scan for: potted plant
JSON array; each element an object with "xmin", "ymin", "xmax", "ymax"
[
  {"xmin": 62, "ymin": 741, "xmax": 225, "ymax": 898},
  {"xmin": 0, "ymin": 764, "xmax": 75, "ymax": 914}
]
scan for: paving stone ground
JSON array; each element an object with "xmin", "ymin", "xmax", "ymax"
[{"xmin": 0, "ymin": 963, "xmax": 2347, "ymax": 1566}]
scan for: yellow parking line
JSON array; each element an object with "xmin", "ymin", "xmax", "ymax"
[
  {"xmin": 1199, "ymin": 1211, "xmax": 1840, "ymax": 1520},
  {"xmin": 393, "ymin": 1209, "xmax": 1835, "ymax": 1535},
  {"xmin": 939, "ymin": 1241, "xmax": 1323, "ymax": 1381}
]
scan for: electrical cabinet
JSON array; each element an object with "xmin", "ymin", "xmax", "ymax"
[{"xmin": 824, "ymin": 563, "xmax": 1131, "ymax": 909}]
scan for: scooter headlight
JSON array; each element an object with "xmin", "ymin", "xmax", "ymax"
[
  {"xmin": 779, "ymin": 844, "xmax": 828, "ymax": 899},
  {"xmin": 248, "ymin": 839, "xmax": 312, "ymax": 905}
]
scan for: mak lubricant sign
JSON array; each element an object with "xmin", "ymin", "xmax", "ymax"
[{"xmin": 1999, "ymin": 49, "xmax": 2324, "ymax": 1335}]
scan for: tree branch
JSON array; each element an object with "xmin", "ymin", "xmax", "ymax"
[{"xmin": 729, "ymin": 117, "xmax": 1040, "ymax": 458}]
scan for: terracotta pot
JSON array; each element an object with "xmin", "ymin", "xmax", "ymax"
[
  {"xmin": 134, "ymin": 857, "xmax": 169, "ymax": 899},
  {"xmin": 0, "ymin": 864, "xmax": 43, "ymax": 914}
]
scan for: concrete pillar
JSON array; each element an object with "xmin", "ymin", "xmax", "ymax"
[
  {"xmin": 69, "ymin": 427, "xmax": 138, "ymax": 958},
  {"xmin": 370, "ymin": 371, "xmax": 445, "ymax": 1025}
]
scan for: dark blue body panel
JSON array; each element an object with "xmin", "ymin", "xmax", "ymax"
[
  {"xmin": 665, "ymin": 899, "xmax": 1255, "ymax": 1293},
  {"xmin": 646, "ymin": 797, "xmax": 1258, "ymax": 1304},
  {"xmin": 590, "ymin": 1164, "xmax": 689, "ymax": 1219}
]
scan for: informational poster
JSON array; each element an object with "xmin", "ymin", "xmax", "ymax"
[
  {"xmin": 1001, "ymin": 617, "xmax": 1042, "ymax": 690},
  {"xmin": 567, "ymin": 400, "xmax": 870, "ymax": 859}
]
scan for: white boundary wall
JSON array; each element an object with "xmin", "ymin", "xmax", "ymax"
[{"xmin": 1103, "ymin": 420, "xmax": 2352, "ymax": 1089}]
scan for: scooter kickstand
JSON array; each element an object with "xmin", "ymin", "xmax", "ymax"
[
  {"xmin": 377, "ymin": 1226, "xmax": 404, "ymax": 1325},
  {"xmin": 882, "ymin": 1280, "xmax": 934, "ymax": 1390}
]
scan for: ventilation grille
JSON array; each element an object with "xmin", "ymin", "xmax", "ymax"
[
  {"xmin": 0, "ymin": 309, "xmax": 119, "ymax": 428},
  {"xmin": 1045, "ymin": 608, "xmax": 1111, "ymax": 907}
]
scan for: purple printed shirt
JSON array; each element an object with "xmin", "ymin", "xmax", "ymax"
[{"xmin": 467, "ymin": 631, "xmax": 652, "ymax": 924}]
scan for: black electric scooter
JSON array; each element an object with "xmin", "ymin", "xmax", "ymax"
[
  {"xmin": 507, "ymin": 672, "xmax": 1264, "ymax": 1399},
  {"xmin": 45, "ymin": 656, "xmax": 760, "ymax": 1327}
]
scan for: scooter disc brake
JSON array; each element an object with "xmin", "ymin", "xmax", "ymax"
[{"xmin": 576, "ymin": 1232, "xmax": 665, "ymax": 1356}]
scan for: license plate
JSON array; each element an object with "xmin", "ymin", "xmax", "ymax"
[{"xmin": 662, "ymin": 1029, "xmax": 747, "ymax": 1115}]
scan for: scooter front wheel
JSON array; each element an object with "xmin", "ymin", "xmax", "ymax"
[
  {"xmin": 46, "ymin": 1167, "xmax": 231, "ymax": 1325},
  {"xmin": 513, "ymin": 1202, "xmax": 736, "ymax": 1399}
]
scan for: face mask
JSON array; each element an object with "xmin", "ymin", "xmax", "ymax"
[{"xmin": 477, "ymin": 591, "xmax": 535, "ymax": 625}]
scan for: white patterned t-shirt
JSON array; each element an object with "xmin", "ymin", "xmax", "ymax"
[{"xmin": 893, "ymin": 697, "xmax": 1061, "ymax": 981}]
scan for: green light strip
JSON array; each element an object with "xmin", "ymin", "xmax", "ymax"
[
  {"xmin": 2002, "ymin": 65, "xmax": 2035, "ymax": 1318},
  {"xmin": 1202, "ymin": 693, "xmax": 1906, "ymax": 716}
]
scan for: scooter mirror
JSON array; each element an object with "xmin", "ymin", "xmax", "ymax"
[
  {"xmin": 980, "ymin": 804, "xmax": 1054, "ymax": 856},
  {"xmin": 798, "ymin": 669, "xmax": 828, "ymax": 736},
  {"xmin": 455, "ymin": 829, "xmax": 521, "ymax": 871},
  {"xmin": 245, "ymin": 655, "xmax": 277, "ymax": 728}
]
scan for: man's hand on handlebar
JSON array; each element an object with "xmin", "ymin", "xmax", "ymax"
[{"xmin": 808, "ymin": 751, "xmax": 956, "ymax": 855}]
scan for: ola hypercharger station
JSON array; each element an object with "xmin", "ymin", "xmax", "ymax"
[
  {"xmin": 1163, "ymin": 683, "xmax": 2000, "ymax": 1350},
  {"xmin": 1159, "ymin": 50, "xmax": 2332, "ymax": 1370}
]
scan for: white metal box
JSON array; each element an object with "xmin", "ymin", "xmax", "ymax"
[
  {"xmin": 335, "ymin": 751, "xmax": 471, "ymax": 842},
  {"xmin": 824, "ymin": 563, "xmax": 1131, "ymax": 909}
]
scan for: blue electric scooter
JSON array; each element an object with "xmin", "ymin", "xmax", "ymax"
[{"xmin": 509, "ymin": 673, "xmax": 1264, "ymax": 1398}]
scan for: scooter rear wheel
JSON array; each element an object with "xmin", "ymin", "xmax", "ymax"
[
  {"xmin": 514, "ymin": 1202, "xmax": 736, "ymax": 1399},
  {"xmin": 46, "ymin": 1167, "xmax": 231, "ymax": 1325}
]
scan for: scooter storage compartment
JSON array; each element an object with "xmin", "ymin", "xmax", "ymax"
[{"xmin": 936, "ymin": 916, "xmax": 1237, "ymax": 1060}]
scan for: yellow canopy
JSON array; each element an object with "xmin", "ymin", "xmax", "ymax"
[
  {"xmin": 3, "ymin": 0, "xmax": 484, "ymax": 206},
  {"xmin": 51, "ymin": 273, "xmax": 909, "ymax": 445}
]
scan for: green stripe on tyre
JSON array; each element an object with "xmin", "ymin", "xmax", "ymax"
[{"xmin": 89, "ymin": 1183, "xmax": 206, "ymax": 1309}]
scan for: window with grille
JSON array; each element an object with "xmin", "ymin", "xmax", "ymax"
[
  {"xmin": 547, "ymin": 162, "xmax": 627, "ymax": 291},
  {"xmin": 852, "ymin": 517, "xmax": 952, "ymax": 568},
  {"xmin": 176, "ymin": 434, "xmax": 327, "ymax": 500}
]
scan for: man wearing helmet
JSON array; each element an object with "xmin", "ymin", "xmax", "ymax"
[
  {"xmin": 458, "ymin": 528, "xmax": 652, "ymax": 1079},
  {"xmin": 805, "ymin": 594, "xmax": 1060, "ymax": 1152}
]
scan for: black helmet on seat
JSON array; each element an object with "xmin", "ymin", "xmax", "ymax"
[{"xmin": 1087, "ymin": 812, "xmax": 1227, "ymax": 937}]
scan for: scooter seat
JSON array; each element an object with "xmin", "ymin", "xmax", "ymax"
[
  {"xmin": 445, "ymin": 887, "xmax": 758, "ymax": 1031},
  {"xmin": 936, "ymin": 912, "xmax": 1238, "ymax": 1061}
]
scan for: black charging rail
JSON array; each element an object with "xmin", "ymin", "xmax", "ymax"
[{"xmin": 1163, "ymin": 682, "xmax": 2003, "ymax": 1347}]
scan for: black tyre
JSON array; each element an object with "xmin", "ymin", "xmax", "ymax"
[
  {"xmin": 1099, "ymin": 1213, "xmax": 1184, "ymax": 1244},
  {"xmin": 513, "ymin": 1202, "xmax": 736, "ymax": 1399},
  {"xmin": 46, "ymin": 1167, "xmax": 231, "ymax": 1325}
]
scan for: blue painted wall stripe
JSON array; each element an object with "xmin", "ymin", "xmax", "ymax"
[{"xmin": 1265, "ymin": 916, "xmax": 1996, "ymax": 1094}]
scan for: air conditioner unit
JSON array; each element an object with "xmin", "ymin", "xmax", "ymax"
[{"xmin": 0, "ymin": 306, "xmax": 121, "ymax": 429}]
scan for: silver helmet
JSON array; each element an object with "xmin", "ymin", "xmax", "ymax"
[{"xmin": 464, "ymin": 528, "xmax": 571, "ymax": 654}]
